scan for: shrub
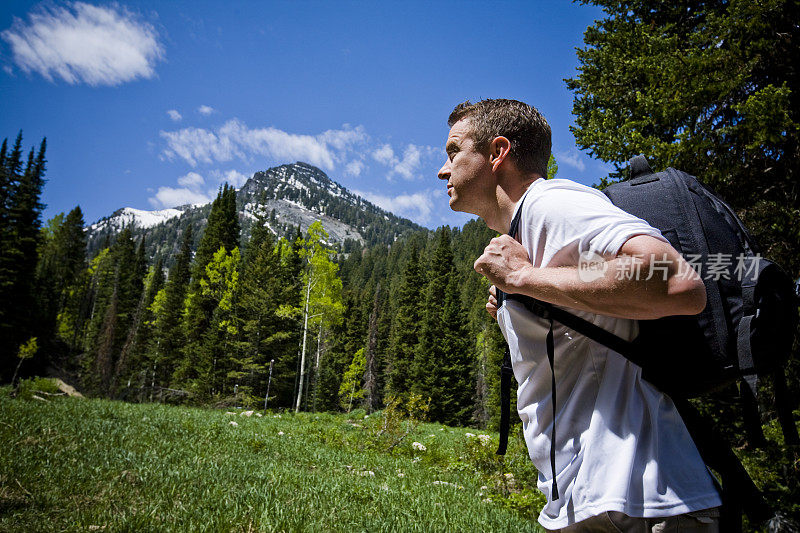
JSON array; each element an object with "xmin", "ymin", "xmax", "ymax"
[
  {"xmin": 369, "ymin": 394, "xmax": 430, "ymax": 452},
  {"xmin": 16, "ymin": 377, "xmax": 60, "ymax": 400}
]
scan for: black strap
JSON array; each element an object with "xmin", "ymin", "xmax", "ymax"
[
  {"xmin": 737, "ymin": 314, "xmax": 766, "ymax": 447},
  {"xmin": 496, "ymin": 200, "xmax": 525, "ymax": 455},
  {"xmin": 737, "ymin": 313, "xmax": 758, "ymax": 393},
  {"xmin": 738, "ymin": 277, "xmax": 771, "ymax": 449},
  {"xmin": 511, "ymin": 295, "xmax": 644, "ymax": 366},
  {"xmin": 496, "ymin": 346, "xmax": 513, "ymax": 455},
  {"xmin": 546, "ymin": 318, "xmax": 559, "ymax": 500}
]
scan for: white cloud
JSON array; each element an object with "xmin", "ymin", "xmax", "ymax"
[
  {"xmin": 149, "ymin": 186, "xmax": 212, "ymax": 209},
  {"xmin": 177, "ymin": 171, "xmax": 204, "ymax": 188},
  {"xmin": 1, "ymin": 2, "xmax": 163, "ymax": 86},
  {"xmin": 197, "ymin": 105, "xmax": 214, "ymax": 116},
  {"xmin": 371, "ymin": 142, "xmax": 438, "ymax": 181},
  {"xmin": 345, "ymin": 160, "xmax": 364, "ymax": 176},
  {"xmin": 318, "ymin": 125, "xmax": 365, "ymax": 150},
  {"xmin": 149, "ymin": 171, "xmax": 213, "ymax": 208},
  {"xmin": 160, "ymin": 119, "xmax": 367, "ymax": 170},
  {"xmin": 554, "ymin": 149, "xmax": 587, "ymax": 172},
  {"xmin": 211, "ymin": 169, "xmax": 250, "ymax": 187},
  {"xmin": 354, "ymin": 189, "xmax": 435, "ymax": 225},
  {"xmin": 371, "ymin": 144, "xmax": 395, "ymax": 166},
  {"xmin": 394, "ymin": 145, "xmax": 423, "ymax": 180},
  {"xmin": 167, "ymin": 109, "xmax": 182, "ymax": 122}
]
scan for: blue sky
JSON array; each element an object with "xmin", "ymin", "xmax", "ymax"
[{"xmin": 1, "ymin": 1, "xmax": 612, "ymax": 229}]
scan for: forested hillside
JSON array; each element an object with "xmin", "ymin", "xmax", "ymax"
[{"xmin": 0, "ymin": 140, "xmax": 513, "ymax": 430}]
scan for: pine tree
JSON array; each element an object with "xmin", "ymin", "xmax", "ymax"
[
  {"xmin": 93, "ymin": 282, "xmax": 119, "ymax": 393},
  {"xmin": 385, "ymin": 243, "xmax": 422, "ymax": 398},
  {"xmin": 82, "ymin": 228, "xmax": 143, "ymax": 395},
  {"xmin": 412, "ymin": 227, "xmax": 474, "ymax": 424},
  {"xmin": 37, "ymin": 207, "xmax": 86, "ymax": 303},
  {"xmin": 0, "ymin": 139, "xmax": 9, "ymax": 295},
  {"xmin": 200, "ymin": 245, "xmax": 241, "ymax": 397},
  {"xmin": 149, "ymin": 225, "xmax": 192, "ymax": 388},
  {"xmin": 413, "ymin": 228, "xmax": 452, "ymax": 399},
  {"xmin": 236, "ymin": 221, "xmax": 299, "ymax": 407},
  {"xmin": 35, "ymin": 212, "xmax": 67, "ymax": 339},
  {"xmin": 438, "ymin": 274, "xmax": 472, "ymax": 426},
  {"xmin": 192, "ymin": 184, "xmax": 239, "ymax": 278},
  {"xmin": 59, "ymin": 206, "xmax": 88, "ymax": 293},
  {"xmin": 0, "ymin": 133, "xmax": 46, "ymax": 380},
  {"xmin": 363, "ymin": 284, "xmax": 380, "ymax": 413},
  {"xmin": 82, "ymin": 248, "xmax": 114, "ymax": 359},
  {"xmin": 11, "ymin": 141, "xmax": 46, "ymax": 329},
  {"xmin": 275, "ymin": 235, "xmax": 303, "ymax": 408},
  {"xmin": 113, "ymin": 230, "xmax": 145, "ymax": 346},
  {"xmin": 112, "ymin": 253, "xmax": 165, "ymax": 398},
  {"xmin": 55, "ymin": 206, "xmax": 89, "ymax": 351},
  {"xmin": 0, "ymin": 138, "xmax": 8, "ymax": 211},
  {"xmin": 177, "ymin": 184, "xmax": 240, "ymax": 399}
]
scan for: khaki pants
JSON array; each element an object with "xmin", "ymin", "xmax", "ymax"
[{"xmin": 546, "ymin": 507, "xmax": 720, "ymax": 533}]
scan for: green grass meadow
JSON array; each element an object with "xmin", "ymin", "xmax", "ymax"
[{"xmin": 0, "ymin": 385, "xmax": 545, "ymax": 532}]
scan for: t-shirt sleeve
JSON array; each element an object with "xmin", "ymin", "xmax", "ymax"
[{"xmin": 525, "ymin": 184, "xmax": 667, "ymax": 260}]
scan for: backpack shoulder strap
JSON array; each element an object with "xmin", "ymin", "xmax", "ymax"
[{"xmin": 495, "ymin": 198, "xmax": 526, "ymax": 309}]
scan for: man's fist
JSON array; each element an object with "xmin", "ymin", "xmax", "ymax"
[{"xmin": 474, "ymin": 235, "xmax": 533, "ymax": 293}]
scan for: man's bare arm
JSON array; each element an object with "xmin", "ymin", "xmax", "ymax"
[{"xmin": 476, "ymin": 234, "xmax": 706, "ymax": 320}]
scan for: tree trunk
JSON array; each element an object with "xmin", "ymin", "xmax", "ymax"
[
  {"xmin": 312, "ymin": 320, "xmax": 324, "ymax": 412},
  {"xmin": 295, "ymin": 276, "xmax": 313, "ymax": 412}
]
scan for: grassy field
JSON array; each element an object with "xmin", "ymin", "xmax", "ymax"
[{"xmin": 0, "ymin": 382, "xmax": 545, "ymax": 532}]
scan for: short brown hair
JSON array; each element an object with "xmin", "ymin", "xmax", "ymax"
[{"xmin": 448, "ymin": 99, "xmax": 551, "ymax": 177}]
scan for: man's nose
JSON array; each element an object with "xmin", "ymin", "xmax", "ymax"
[{"xmin": 437, "ymin": 160, "xmax": 450, "ymax": 180}]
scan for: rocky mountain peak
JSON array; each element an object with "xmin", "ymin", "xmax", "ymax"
[{"xmin": 86, "ymin": 162, "xmax": 424, "ymax": 265}]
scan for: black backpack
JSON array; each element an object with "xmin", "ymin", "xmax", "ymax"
[{"xmin": 495, "ymin": 155, "xmax": 798, "ymax": 530}]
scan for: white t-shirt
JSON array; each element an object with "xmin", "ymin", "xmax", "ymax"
[{"xmin": 496, "ymin": 178, "xmax": 721, "ymax": 530}]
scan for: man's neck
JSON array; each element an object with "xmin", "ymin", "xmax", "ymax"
[{"xmin": 483, "ymin": 176, "xmax": 541, "ymax": 232}]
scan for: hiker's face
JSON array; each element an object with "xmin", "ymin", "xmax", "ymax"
[{"xmin": 437, "ymin": 119, "xmax": 493, "ymax": 215}]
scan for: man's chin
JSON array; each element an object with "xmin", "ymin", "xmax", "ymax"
[
  {"xmin": 449, "ymin": 199, "xmax": 480, "ymax": 218},
  {"xmin": 448, "ymin": 196, "xmax": 461, "ymax": 212}
]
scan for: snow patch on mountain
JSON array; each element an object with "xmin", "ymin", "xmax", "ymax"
[{"xmin": 90, "ymin": 207, "xmax": 184, "ymax": 231}]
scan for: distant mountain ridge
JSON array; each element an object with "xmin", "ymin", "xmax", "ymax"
[{"xmin": 86, "ymin": 162, "xmax": 425, "ymax": 263}]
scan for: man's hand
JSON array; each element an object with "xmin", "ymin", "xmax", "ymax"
[
  {"xmin": 486, "ymin": 285, "xmax": 498, "ymax": 320},
  {"xmin": 474, "ymin": 235, "xmax": 534, "ymax": 293}
]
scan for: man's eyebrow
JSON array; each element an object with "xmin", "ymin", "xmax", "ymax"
[{"xmin": 445, "ymin": 141, "xmax": 459, "ymax": 153}]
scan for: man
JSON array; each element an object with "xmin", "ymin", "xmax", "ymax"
[{"xmin": 438, "ymin": 99, "xmax": 722, "ymax": 532}]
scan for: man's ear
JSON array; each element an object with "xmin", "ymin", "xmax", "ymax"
[{"xmin": 489, "ymin": 136, "xmax": 511, "ymax": 171}]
